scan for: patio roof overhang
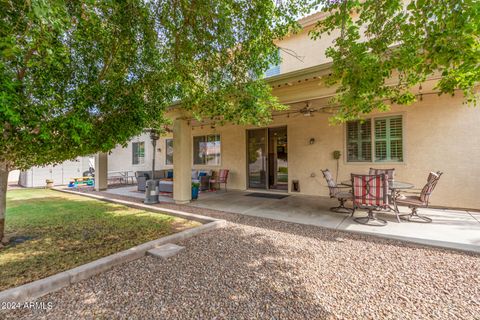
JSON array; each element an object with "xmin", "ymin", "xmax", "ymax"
[
  {"xmin": 166, "ymin": 62, "xmax": 335, "ymax": 111},
  {"xmin": 266, "ymin": 62, "xmax": 333, "ymax": 89}
]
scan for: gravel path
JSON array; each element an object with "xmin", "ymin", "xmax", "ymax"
[{"xmin": 4, "ymin": 191, "xmax": 480, "ymax": 319}]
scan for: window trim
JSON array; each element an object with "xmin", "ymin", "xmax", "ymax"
[
  {"xmin": 132, "ymin": 141, "xmax": 146, "ymax": 166},
  {"xmin": 344, "ymin": 113, "xmax": 406, "ymax": 165},
  {"xmin": 192, "ymin": 134, "xmax": 222, "ymax": 166}
]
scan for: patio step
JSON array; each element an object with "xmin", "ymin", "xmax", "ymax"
[{"xmin": 147, "ymin": 243, "xmax": 185, "ymax": 259}]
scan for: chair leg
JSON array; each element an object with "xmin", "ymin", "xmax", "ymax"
[
  {"xmin": 399, "ymin": 207, "xmax": 432, "ymax": 223},
  {"xmin": 330, "ymin": 198, "xmax": 354, "ymax": 214},
  {"xmin": 354, "ymin": 208, "xmax": 388, "ymax": 226},
  {"xmin": 395, "ymin": 212, "xmax": 401, "ymax": 223},
  {"xmin": 392, "ymin": 200, "xmax": 402, "ymax": 223}
]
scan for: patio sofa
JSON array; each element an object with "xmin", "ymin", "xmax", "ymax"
[
  {"xmin": 135, "ymin": 169, "xmax": 212, "ymax": 192},
  {"xmin": 135, "ymin": 170, "xmax": 172, "ymax": 192},
  {"xmin": 192, "ymin": 169, "xmax": 212, "ymax": 191}
]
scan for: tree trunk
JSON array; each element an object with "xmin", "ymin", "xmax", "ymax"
[{"xmin": 0, "ymin": 161, "xmax": 9, "ymax": 241}]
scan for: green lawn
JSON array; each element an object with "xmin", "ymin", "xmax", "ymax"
[{"xmin": 0, "ymin": 189, "xmax": 199, "ymax": 291}]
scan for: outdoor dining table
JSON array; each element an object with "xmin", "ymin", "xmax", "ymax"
[
  {"xmin": 340, "ymin": 179, "xmax": 415, "ymax": 213},
  {"xmin": 108, "ymin": 170, "xmax": 135, "ymax": 184}
]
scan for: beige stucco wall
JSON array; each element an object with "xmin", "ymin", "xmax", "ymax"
[
  {"xmin": 158, "ymin": 91, "xmax": 479, "ymax": 209},
  {"xmin": 110, "ymin": 91, "xmax": 480, "ymax": 209},
  {"xmin": 277, "ymin": 25, "xmax": 338, "ymax": 74},
  {"xmin": 108, "ymin": 132, "xmax": 174, "ymax": 174},
  {"xmin": 107, "ymin": 17, "xmax": 480, "ymax": 209}
]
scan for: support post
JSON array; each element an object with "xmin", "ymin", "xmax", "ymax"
[
  {"xmin": 173, "ymin": 117, "xmax": 192, "ymax": 204},
  {"xmin": 95, "ymin": 152, "xmax": 108, "ymax": 191}
]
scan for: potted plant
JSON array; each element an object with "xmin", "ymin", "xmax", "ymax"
[
  {"xmin": 191, "ymin": 182, "xmax": 200, "ymax": 200},
  {"xmin": 45, "ymin": 179, "xmax": 54, "ymax": 188}
]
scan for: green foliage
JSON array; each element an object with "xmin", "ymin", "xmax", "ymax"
[
  {"xmin": 1, "ymin": 0, "xmax": 166, "ymax": 169},
  {"xmin": 311, "ymin": 0, "xmax": 480, "ymax": 121},
  {"xmin": 2, "ymin": 189, "xmax": 198, "ymax": 290},
  {"xmin": 0, "ymin": 0, "xmax": 311, "ymax": 170}
]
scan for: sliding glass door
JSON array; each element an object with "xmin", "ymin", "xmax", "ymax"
[
  {"xmin": 268, "ymin": 127, "xmax": 288, "ymax": 190},
  {"xmin": 247, "ymin": 126, "xmax": 288, "ymax": 190},
  {"xmin": 247, "ymin": 129, "xmax": 267, "ymax": 189}
]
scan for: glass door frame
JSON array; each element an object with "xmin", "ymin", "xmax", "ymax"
[{"xmin": 246, "ymin": 126, "xmax": 288, "ymax": 191}]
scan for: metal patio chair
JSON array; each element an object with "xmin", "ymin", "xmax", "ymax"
[
  {"xmin": 321, "ymin": 169, "xmax": 353, "ymax": 214},
  {"xmin": 351, "ymin": 173, "xmax": 389, "ymax": 226},
  {"xmin": 209, "ymin": 169, "xmax": 230, "ymax": 192},
  {"xmin": 369, "ymin": 168, "xmax": 395, "ymax": 188},
  {"xmin": 369, "ymin": 168, "xmax": 403, "ymax": 222},
  {"xmin": 396, "ymin": 171, "xmax": 443, "ymax": 223}
]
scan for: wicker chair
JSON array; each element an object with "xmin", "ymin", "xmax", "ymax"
[
  {"xmin": 396, "ymin": 171, "xmax": 443, "ymax": 223},
  {"xmin": 209, "ymin": 169, "xmax": 230, "ymax": 192},
  {"xmin": 321, "ymin": 169, "xmax": 353, "ymax": 214},
  {"xmin": 351, "ymin": 173, "xmax": 389, "ymax": 226}
]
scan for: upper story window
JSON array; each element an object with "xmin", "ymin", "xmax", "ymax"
[
  {"xmin": 193, "ymin": 134, "xmax": 221, "ymax": 165},
  {"xmin": 346, "ymin": 116, "xmax": 403, "ymax": 162},
  {"xmin": 264, "ymin": 48, "xmax": 280, "ymax": 78},
  {"xmin": 165, "ymin": 139, "xmax": 173, "ymax": 165},
  {"xmin": 132, "ymin": 141, "xmax": 145, "ymax": 165}
]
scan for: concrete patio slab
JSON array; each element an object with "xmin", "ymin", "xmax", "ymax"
[
  {"xmin": 193, "ymin": 191, "xmax": 349, "ymax": 229},
  {"xmin": 97, "ymin": 187, "xmax": 480, "ymax": 253},
  {"xmin": 339, "ymin": 208, "xmax": 480, "ymax": 252},
  {"xmin": 104, "ymin": 186, "xmax": 175, "ymax": 203},
  {"xmin": 189, "ymin": 190, "xmax": 480, "ymax": 253},
  {"xmin": 147, "ymin": 243, "xmax": 185, "ymax": 259},
  {"xmin": 468, "ymin": 210, "xmax": 480, "ymax": 223}
]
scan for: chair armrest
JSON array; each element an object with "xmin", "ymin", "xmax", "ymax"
[{"xmin": 399, "ymin": 189, "xmax": 422, "ymax": 195}]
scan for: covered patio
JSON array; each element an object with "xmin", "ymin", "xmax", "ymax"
[{"xmin": 103, "ymin": 186, "xmax": 480, "ymax": 253}]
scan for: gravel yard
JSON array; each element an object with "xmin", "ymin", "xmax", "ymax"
[{"xmin": 4, "ymin": 191, "xmax": 480, "ymax": 320}]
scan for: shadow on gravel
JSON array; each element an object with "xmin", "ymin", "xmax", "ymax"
[{"xmin": 5, "ymin": 226, "xmax": 336, "ymax": 320}]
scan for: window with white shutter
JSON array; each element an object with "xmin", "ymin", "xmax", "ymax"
[{"xmin": 346, "ymin": 116, "xmax": 403, "ymax": 163}]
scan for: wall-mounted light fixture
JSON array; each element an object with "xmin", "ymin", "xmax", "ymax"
[{"xmin": 309, "ymin": 138, "xmax": 315, "ymax": 145}]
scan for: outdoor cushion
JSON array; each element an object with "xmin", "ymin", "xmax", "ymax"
[
  {"xmin": 420, "ymin": 172, "xmax": 440, "ymax": 202},
  {"xmin": 191, "ymin": 170, "xmax": 198, "ymax": 180},
  {"xmin": 322, "ymin": 169, "xmax": 336, "ymax": 188},
  {"xmin": 158, "ymin": 180, "xmax": 173, "ymax": 193}
]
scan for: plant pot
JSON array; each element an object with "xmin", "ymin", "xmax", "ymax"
[
  {"xmin": 46, "ymin": 180, "xmax": 54, "ymax": 188},
  {"xmin": 191, "ymin": 187, "xmax": 199, "ymax": 200}
]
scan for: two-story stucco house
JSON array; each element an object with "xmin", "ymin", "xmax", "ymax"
[{"xmin": 103, "ymin": 12, "xmax": 480, "ymax": 210}]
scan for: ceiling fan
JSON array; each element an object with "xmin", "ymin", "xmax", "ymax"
[{"xmin": 298, "ymin": 101, "xmax": 316, "ymax": 117}]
